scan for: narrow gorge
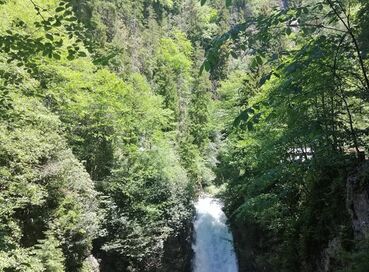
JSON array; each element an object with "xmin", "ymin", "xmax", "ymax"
[{"xmin": 1, "ymin": 0, "xmax": 369, "ymax": 271}]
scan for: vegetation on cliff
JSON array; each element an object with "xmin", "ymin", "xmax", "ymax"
[
  {"xmin": 207, "ymin": 0, "xmax": 369, "ymax": 271},
  {"xmin": 0, "ymin": 0, "xmax": 229, "ymax": 270},
  {"xmin": 1, "ymin": 0, "xmax": 369, "ymax": 271}
]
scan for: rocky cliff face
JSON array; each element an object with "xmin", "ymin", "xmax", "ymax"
[
  {"xmin": 230, "ymin": 162, "xmax": 369, "ymax": 272},
  {"xmin": 231, "ymin": 221, "xmax": 261, "ymax": 272},
  {"xmin": 161, "ymin": 221, "xmax": 193, "ymax": 272},
  {"xmin": 317, "ymin": 162, "xmax": 369, "ymax": 272},
  {"xmin": 346, "ymin": 163, "xmax": 369, "ymax": 240},
  {"xmin": 317, "ymin": 237, "xmax": 343, "ymax": 272}
]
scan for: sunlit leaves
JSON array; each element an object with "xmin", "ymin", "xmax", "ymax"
[
  {"xmin": 201, "ymin": 0, "xmax": 232, "ymax": 7},
  {"xmin": 202, "ymin": 0, "xmax": 360, "ymax": 76},
  {"xmin": 286, "ymin": 27, "xmax": 292, "ymax": 35},
  {"xmin": 0, "ymin": 0, "xmax": 91, "ymax": 83}
]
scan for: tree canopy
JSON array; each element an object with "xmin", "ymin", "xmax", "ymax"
[{"xmin": 1, "ymin": 0, "xmax": 369, "ymax": 271}]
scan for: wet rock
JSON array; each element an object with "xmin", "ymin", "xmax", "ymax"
[
  {"xmin": 318, "ymin": 238, "xmax": 342, "ymax": 272},
  {"xmin": 161, "ymin": 221, "xmax": 193, "ymax": 272}
]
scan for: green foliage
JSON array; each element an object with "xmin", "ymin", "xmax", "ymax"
[
  {"xmin": 99, "ymin": 136, "xmax": 193, "ymax": 270},
  {"xmin": 9, "ymin": 0, "xmax": 365, "ymax": 272},
  {"xmin": 0, "ymin": 1, "xmax": 226, "ymax": 270},
  {"xmin": 0, "ymin": 93, "xmax": 98, "ymax": 271},
  {"xmin": 34, "ymin": 50, "xmax": 196, "ymax": 270},
  {"xmin": 0, "ymin": 235, "xmax": 65, "ymax": 271},
  {"xmin": 0, "ymin": 0, "xmax": 89, "ymax": 72},
  {"xmin": 153, "ymin": 31, "xmax": 193, "ymax": 121},
  {"xmin": 334, "ymin": 236, "xmax": 369, "ymax": 272},
  {"xmin": 209, "ymin": 0, "xmax": 369, "ymax": 271},
  {"xmin": 2, "ymin": 0, "xmax": 369, "ymax": 272}
]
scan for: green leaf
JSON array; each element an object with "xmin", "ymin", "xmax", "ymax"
[
  {"xmin": 234, "ymin": 110, "xmax": 249, "ymax": 127},
  {"xmin": 252, "ymin": 112, "xmax": 262, "ymax": 124},
  {"xmin": 204, "ymin": 61, "xmax": 211, "ymax": 72},
  {"xmin": 256, "ymin": 55, "xmax": 263, "ymax": 65},
  {"xmin": 55, "ymin": 6, "xmax": 64, "ymax": 12},
  {"xmin": 259, "ymin": 73, "xmax": 272, "ymax": 85},
  {"xmin": 45, "ymin": 33, "xmax": 54, "ymax": 40},
  {"xmin": 226, "ymin": 0, "xmax": 232, "ymax": 7},
  {"xmin": 200, "ymin": 0, "xmax": 206, "ymax": 6},
  {"xmin": 55, "ymin": 39, "xmax": 63, "ymax": 47},
  {"xmin": 250, "ymin": 59, "xmax": 258, "ymax": 70},
  {"xmin": 53, "ymin": 53, "xmax": 61, "ymax": 60},
  {"xmin": 63, "ymin": 10, "xmax": 72, "ymax": 16},
  {"xmin": 247, "ymin": 122, "xmax": 253, "ymax": 131},
  {"xmin": 54, "ymin": 20, "xmax": 62, "ymax": 27},
  {"xmin": 78, "ymin": 51, "xmax": 87, "ymax": 57},
  {"xmin": 231, "ymin": 51, "xmax": 238, "ymax": 59}
]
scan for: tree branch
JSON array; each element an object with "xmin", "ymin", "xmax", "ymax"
[{"xmin": 326, "ymin": 0, "xmax": 369, "ymax": 93}]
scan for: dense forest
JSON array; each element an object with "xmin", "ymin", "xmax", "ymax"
[{"xmin": 1, "ymin": 0, "xmax": 369, "ymax": 271}]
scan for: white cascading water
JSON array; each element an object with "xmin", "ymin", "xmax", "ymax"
[{"xmin": 192, "ymin": 196, "xmax": 238, "ymax": 272}]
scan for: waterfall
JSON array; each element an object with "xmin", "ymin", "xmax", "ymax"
[{"xmin": 192, "ymin": 196, "xmax": 238, "ymax": 272}]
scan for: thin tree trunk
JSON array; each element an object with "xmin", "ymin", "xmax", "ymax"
[
  {"xmin": 326, "ymin": 0, "xmax": 369, "ymax": 92},
  {"xmin": 340, "ymin": 88, "xmax": 360, "ymax": 154}
]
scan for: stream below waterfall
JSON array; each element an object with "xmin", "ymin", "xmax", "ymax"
[{"xmin": 192, "ymin": 196, "xmax": 238, "ymax": 272}]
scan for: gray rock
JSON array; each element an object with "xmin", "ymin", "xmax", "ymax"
[{"xmin": 346, "ymin": 164, "xmax": 369, "ymax": 239}]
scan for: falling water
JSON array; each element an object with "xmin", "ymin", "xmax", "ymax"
[{"xmin": 192, "ymin": 196, "xmax": 238, "ymax": 272}]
